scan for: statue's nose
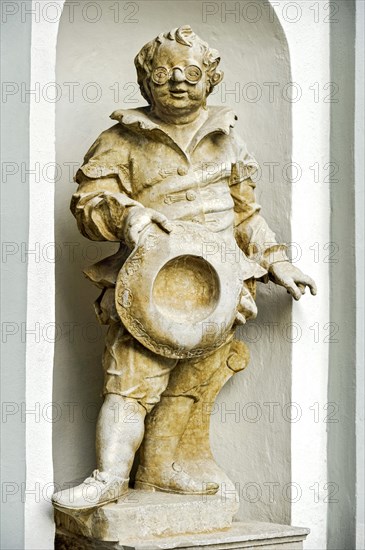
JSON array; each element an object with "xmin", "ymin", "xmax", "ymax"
[{"xmin": 170, "ymin": 68, "xmax": 185, "ymax": 82}]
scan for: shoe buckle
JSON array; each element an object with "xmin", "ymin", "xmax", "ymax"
[{"xmin": 84, "ymin": 469, "xmax": 108, "ymax": 485}]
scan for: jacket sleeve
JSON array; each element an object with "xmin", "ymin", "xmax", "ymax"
[
  {"xmin": 229, "ymin": 135, "xmax": 289, "ymax": 273},
  {"xmin": 70, "ymin": 131, "xmax": 142, "ymax": 242}
]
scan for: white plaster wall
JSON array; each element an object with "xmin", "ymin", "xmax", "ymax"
[
  {"xmin": 274, "ymin": 5, "xmax": 330, "ymax": 548},
  {"xmin": 54, "ymin": 0, "xmax": 293, "ymax": 526},
  {"xmin": 26, "ymin": 2, "xmax": 65, "ymax": 548}
]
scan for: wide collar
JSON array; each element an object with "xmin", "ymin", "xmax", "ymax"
[{"xmin": 110, "ymin": 105, "xmax": 238, "ymax": 159}]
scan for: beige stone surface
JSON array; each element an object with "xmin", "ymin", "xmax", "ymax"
[
  {"xmin": 54, "ymin": 490, "xmax": 239, "ymax": 541},
  {"xmin": 55, "ymin": 521, "xmax": 309, "ymax": 550},
  {"xmin": 115, "ymin": 222, "xmax": 257, "ymax": 359}
]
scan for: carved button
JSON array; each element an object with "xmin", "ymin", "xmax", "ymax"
[
  {"xmin": 172, "ymin": 462, "xmax": 182, "ymax": 473},
  {"xmin": 177, "ymin": 166, "xmax": 188, "ymax": 176},
  {"xmin": 186, "ymin": 190, "xmax": 197, "ymax": 201}
]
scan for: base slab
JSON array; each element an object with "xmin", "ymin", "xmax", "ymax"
[
  {"xmin": 54, "ymin": 489, "xmax": 309, "ymax": 549},
  {"xmin": 54, "ymin": 490, "xmax": 239, "ymax": 542},
  {"xmin": 55, "ymin": 521, "xmax": 309, "ymax": 550}
]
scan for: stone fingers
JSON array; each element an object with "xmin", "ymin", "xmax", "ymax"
[
  {"xmin": 299, "ymin": 275, "xmax": 317, "ymax": 296},
  {"xmin": 282, "ymin": 277, "xmax": 302, "ymax": 301},
  {"xmin": 150, "ymin": 211, "xmax": 173, "ymax": 233}
]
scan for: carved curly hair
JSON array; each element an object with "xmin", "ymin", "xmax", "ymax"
[{"xmin": 134, "ymin": 25, "xmax": 223, "ymax": 105}]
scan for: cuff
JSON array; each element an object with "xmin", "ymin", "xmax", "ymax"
[{"xmin": 260, "ymin": 244, "xmax": 289, "ymax": 270}]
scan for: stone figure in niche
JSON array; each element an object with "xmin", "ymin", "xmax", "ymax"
[{"xmin": 52, "ymin": 25, "xmax": 316, "ymax": 511}]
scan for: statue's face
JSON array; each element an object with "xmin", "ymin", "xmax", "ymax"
[{"xmin": 149, "ymin": 41, "xmax": 208, "ymax": 118}]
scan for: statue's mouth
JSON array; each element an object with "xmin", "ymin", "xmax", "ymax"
[{"xmin": 170, "ymin": 89, "xmax": 188, "ymax": 97}]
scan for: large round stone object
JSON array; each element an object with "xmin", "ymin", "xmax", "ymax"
[{"xmin": 115, "ymin": 222, "xmax": 256, "ymax": 359}]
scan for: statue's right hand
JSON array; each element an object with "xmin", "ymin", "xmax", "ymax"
[{"xmin": 122, "ymin": 206, "xmax": 173, "ymax": 249}]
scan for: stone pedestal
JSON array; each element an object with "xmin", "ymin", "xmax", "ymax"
[
  {"xmin": 55, "ymin": 521, "xmax": 309, "ymax": 550},
  {"xmin": 54, "ymin": 490, "xmax": 239, "ymax": 542},
  {"xmin": 54, "ymin": 490, "xmax": 309, "ymax": 550}
]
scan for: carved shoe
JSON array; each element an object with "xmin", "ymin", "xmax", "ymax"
[
  {"xmin": 135, "ymin": 462, "xmax": 219, "ymax": 495},
  {"xmin": 52, "ymin": 469, "xmax": 129, "ymax": 511}
]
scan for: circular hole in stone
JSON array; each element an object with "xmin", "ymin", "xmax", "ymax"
[{"xmin": 152, "ymin": 255, "xmax": 220, "ymax": 323}]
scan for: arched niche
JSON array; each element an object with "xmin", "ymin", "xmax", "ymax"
[
  {"xmin": 25, "ymin": 0, "xmax": 334, "ymax": 548},
  {"xmin": 53, "ymin": 0, "xmax": 292, "ymax": 525}
]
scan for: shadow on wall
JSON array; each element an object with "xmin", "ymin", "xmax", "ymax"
[{"xmin": 54, "ymin": 0, "xmax": 291, "ymax": 524}]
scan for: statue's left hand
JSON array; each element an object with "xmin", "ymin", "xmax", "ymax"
[
  {"xmin": 235, "ymin": 284, "xmax": 258, "ymax": 325},
  {"xmin": 269, "ymin": 262, "xmax": 317, "ymax": 301}
]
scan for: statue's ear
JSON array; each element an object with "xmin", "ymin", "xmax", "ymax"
[
  {"xmin": 206, "ymin": 68, "xmax": 223, "ymax": 96},
  {"xmin": 208, "ymin": 58, "xmax": 224, "ymax": 87},
  {"xmin": 211, "ymin": 70, "xmax": 224, "ymax": 87}
]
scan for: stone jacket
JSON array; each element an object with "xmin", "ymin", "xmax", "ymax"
[{"xmin": 71, "ymin": 105, "xmax": 288, "ymax": 293}]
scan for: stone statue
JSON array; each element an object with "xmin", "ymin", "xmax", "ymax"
[{"xmin": 52, "ymin": 25, "xmax": 316, "ymax": 513}]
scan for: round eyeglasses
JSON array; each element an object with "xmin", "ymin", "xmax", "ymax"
[{"xmin": 151, "ymin": 65, "xmax": 203, "ymax": 85}]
